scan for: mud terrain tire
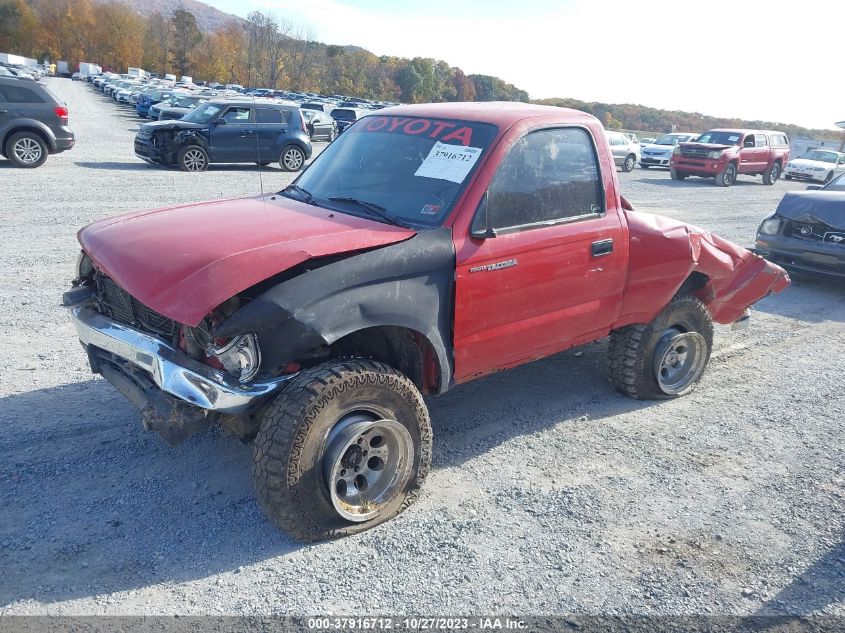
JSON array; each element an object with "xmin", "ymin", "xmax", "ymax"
[
  {"xmin": 253, "ymin": 359, "xmax": 432, "ymax": 541},
  {"xmin": 608, "ymin": 294, "xmax": 713, "ymax": 400}
]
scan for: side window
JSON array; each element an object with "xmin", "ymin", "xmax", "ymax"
[
  {"xmin": 222, "ymin": 107, "xmax": 250, "ymax": 123},
  {"xmin": 486, "ymin": 128, "xmax": 604, "ymax": 231},
  {"xmin": 0, "ymin": 85, "xmax": 46, "ymax": 103},
  {"xmin": 255, "ymin": 108, "xmax": 285, "ymax": 124},
  {"xmin": 755, "ymin": 134, "xmax": 768, "ymax": 147}
]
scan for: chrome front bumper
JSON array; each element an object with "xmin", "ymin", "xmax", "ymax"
[{"xmin": 71, "ymin": 307, "xmax": 289, "ymax": 413}]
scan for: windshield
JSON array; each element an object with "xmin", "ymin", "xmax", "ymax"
[
  {"xmin": 655, "ymin": 135, "xmax": 683, "ymax": 146},
  {"xmin": 287, "ymin": 115, "xmax": 499, "ymax": 227},
  {"xmin": 802, "ymin": 150, "xmax": 838, "ymax": 163},
  {"xmin": 176, "ymin": 97, "xmax": 201, "ymax": 108},
  {"xmin": 695, "ymin": 131, "xmax": 743, "ymax": 146},
  {"xmin": 823, "ymin": 172, "xmax": 845, "ymax": 191},
  {"xmin": 182, "ymin": 103, "xmax": 222, "ymax": 124}
]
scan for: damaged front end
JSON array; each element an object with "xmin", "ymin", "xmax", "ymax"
[
  {"xmin": 64, "ymin": 262, "xmax": 290, "ymax": 445},
  {"xmin": 754, "ymin": 191, "xmax": 845, "ymax": 278},
  {"xmin": 134, "ymin": 123, "xmax": 207, "ymax": 165}
]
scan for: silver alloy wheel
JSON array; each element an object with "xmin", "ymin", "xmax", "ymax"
[
  {"xmin": 322, "ymin": 413, "xmax": 414, "ymax": 522},
  {"xmin": 624, "ymin": 155, "xmax": 635, "ymax": 172},
  {"xmin": 653, "ymin": 328, "xmax": 707, "ymax": 395},
  {"xmin": 282, "ymin": 147, "xmax": 304, "ymax": 170},
  {"xmin": 13, "ymin": 137, "xmax": 42, "ymax": 164},
  {"xmin": 183, "ymin": 148, "xmax": 206, "ymax": 171},
  {"xmin": 770, "ymin": 164, "xmax": 780, "ymax": 182},
  {"xmin": 724, "ymin": 164, "xmax": 736, "ymax": 184}
]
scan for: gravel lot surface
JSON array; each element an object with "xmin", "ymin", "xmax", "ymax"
[{"xmin": 1, "ymin": 79, "xmax": 843, "ymax": 616}]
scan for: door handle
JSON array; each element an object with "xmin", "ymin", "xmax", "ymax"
[
  {"xmin": 240, "ymin": 130, "xmax": 255, "ymax": 136},
  {"xmin": 591, "ymin": 239, "xmax": 613, "ymax": 257}
]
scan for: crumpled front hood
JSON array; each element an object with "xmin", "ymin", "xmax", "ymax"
[
  {"xmin": 774, "ymin": 191, "xmax": 845, "ymax": 229},
  {"xmin": 78, "ymin": 195, "xmax": 416, "ymax": 326},
  {"xmin": 139, "ymin": 120, "xmax": 206, "ymax": 134}
]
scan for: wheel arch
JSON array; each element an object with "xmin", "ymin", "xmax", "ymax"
[{"xmin": 1, "ymin": 122, "xmax": 55, "ymax": 153}]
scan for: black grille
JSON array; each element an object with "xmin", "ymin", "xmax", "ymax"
[
  {"xmin": 95, "ymin": 273, "xmax": 179, "ymax": 343},
  {"xmin": 681, "ymin": 146, "xmax": 710, "ymax": 158}
]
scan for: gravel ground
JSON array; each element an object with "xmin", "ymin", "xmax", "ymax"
[{"xmin": 0, "ymin": 79, "xmax": 843, "ymax": 616}]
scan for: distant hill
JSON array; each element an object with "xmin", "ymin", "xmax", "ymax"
[
  {"xmin": 533, "ymin": 97, "xmax": 842, "ymax": 142},
  {"xmin": 114, "ymin": 0, "xmax": 242, "ymax": 32}
]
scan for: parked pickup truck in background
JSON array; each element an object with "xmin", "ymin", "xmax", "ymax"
[
  {"xmin": 670, "ymin": 129, "xmax": 790, "ymax": 187},
  {"xmin": 64, "ymin": 103, "xmax": 790, "ymax": 541}
]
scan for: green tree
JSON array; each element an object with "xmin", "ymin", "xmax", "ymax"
[{"xmin": 170, "ymin": 9, "xmax": 202, "ymax": 76}]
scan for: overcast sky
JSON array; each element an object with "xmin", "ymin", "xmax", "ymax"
[{"xmin": 205, "ymin": 0, "xmax": 844, "ymax": 131}]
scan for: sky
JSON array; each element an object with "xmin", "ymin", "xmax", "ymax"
[{"xmin": 204, "ymin": 0, "xmax": 844, "ymax": 131}]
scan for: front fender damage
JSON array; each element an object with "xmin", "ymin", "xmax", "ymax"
[
  {"xmin": 616, "ymin": 211, "xmax": 790, "ymax": 327},
  {"xmin": 214, "ymin": 228, "xmax": 456, "ymax": 389}
]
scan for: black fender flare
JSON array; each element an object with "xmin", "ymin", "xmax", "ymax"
[{"xmin": 214, "ymin": 228, "xmax": 455, "ymax": 391}]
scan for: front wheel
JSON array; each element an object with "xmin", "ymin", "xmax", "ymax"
[
  {"xmin": 177, "ymin": 145, "xmax": 208, "ymax": 172},
  {"xmin": 280, "ymin": 145, "xmax": 305, "ymax": 171},
  {"xmin": 670, "ymin": 168, "xmax": 687, "ymax": 180},
  {"xmin": 762, "ymin": 162, "xmax": 780, "ymax": 185},
  {"xmin": 715, "ymin": 162, "xmax": 737, "ymax": 187},
  {"xmin": 607, "ymin": 294, "xmax": 713, "ymax": 400},
  {"xmin": 622, "ymin": 154, "xmax": 636, "ymax": 172},
  {"xmin": 253, "ymin": 359, "xmax": 432, "ymax": 541}
]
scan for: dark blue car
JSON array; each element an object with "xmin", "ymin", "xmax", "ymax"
[
  {"xmin": 134, "ymin": 100, "xmax": 312, "ymax": 172},
  {"xmin": 136, "ymin": 89, "xmax": 173, "ymax": 118}
]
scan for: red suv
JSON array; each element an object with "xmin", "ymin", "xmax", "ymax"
[{"xmin": 670, "ymin": 129, "xmax": 789, "ymax": 187}]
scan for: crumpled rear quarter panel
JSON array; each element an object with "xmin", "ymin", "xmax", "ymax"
[{"xmin": 615, "ymin": 211, "xmax": 790, "ymax": 326}]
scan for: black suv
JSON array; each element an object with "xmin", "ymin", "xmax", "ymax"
[
  {"xmin": 0, "ymin": 76, "xmax": 75, "ymax": 168},
  {"xmin": 134, "ymin": 100, "xmax": 312, "ymax": 172}
]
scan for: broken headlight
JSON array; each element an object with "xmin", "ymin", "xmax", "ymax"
[
  {"xmin": 208, "ymin": 334, "xmax": 261, "ymax": 383},
  {"xmin": 759, "ymin": 216, "xmax": 782, "ymax": 236},
  {"xmin": 76, "ymin": 251, "xmax": 94, "ymax": 280}
]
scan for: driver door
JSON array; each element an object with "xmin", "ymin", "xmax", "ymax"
[{"xmin": 209, "ymin": 106, "xmax": 253, "ymax": 162}]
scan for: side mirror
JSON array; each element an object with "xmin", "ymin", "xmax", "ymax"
[
  {"xmin": 213, "ymin": 118, "xmax": 227, "ymax": 126},
  {"xmin": 743, "ymin": 140, "xmax": 754, "ymax": 148},
  {"xmin": 470, "ymin": 191, "xmax": 497, "ymax": 239}
]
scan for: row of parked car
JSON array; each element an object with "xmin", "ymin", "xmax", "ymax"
[
  {"xmin": 607, "ymin": 128, "xmax": 845, "ymax": 187},
  {"xmin": 87, "ymin": 72, "xmax": 404, "ymax": 171}
]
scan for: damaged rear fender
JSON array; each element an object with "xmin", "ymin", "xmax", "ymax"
[
  {"xmin": 615, "ymin": 211, "xmax": 790, "ymax": 327},
  {"xmin": 214, "ymin": 228, "xmax": 456, "ymax": 391}
]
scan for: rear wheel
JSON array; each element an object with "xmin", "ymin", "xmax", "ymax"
[
  {"xmin": 622, "ymin": 154, "xmax": 636, "ymax": 172},
  {"xmin": 177, "ymin": 145, "xmax": 208, "ymax": 172},
  {"xmin": 253, "ymin": 359, "xmax": 432, "ymax": 541},
  {"xmin": 715, "ymin": 162, "xmax": 737, "ymax": 187},
  {"xmin": 608, "ymin": 294, "xmax": 713, "ymax": 400},
  {"xmin": 5, "ymin": 131, "xmax": 48, "ymax": 168},
  {"xmin": 670, "ymin": 168, "xmax": 687, "ymax": 180},
  {"xmin": 280, "ymin": 145, "xmax": 305, "ymax": 171},
  {"xmin": 762, "ymin": 162, "xmax": 781, "ymax": 185}
]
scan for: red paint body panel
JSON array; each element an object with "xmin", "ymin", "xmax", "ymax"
[
  {"xmin": 78, "ymin": 195, "xmax": 414, "ymax": 326},
  {"xmin": 616, "ymin": 211, "xmax": 790, "ymax": 327}
]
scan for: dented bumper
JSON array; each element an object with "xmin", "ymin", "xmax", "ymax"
[{"xmin": 71, "ymin": 307, "xmax": 290, "ymax": 413}]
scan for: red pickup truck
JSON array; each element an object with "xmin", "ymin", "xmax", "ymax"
[
  {"xmin": 64, "ymin": 104, "xmax": 789, "ymax": 541},
  {"xmin": 670, "ymin": 128, "xmax": 790, "ymax": 186}
]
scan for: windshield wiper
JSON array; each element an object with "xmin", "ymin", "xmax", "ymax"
[
  {"xmin": 283, "ymin": 184, "xmax": 315, "ymax": 204},
  {"xmin": 328, "ymin": 197, "xmax": 412, "ymax": 229}
]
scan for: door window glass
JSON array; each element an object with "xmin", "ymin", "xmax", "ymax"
[
  {"xmin": 486, "ymin": 128, "xmax": 604, "ymax": 231},
  {"xmin": 255, "ymin": 108, "xmax": 286, "ymax": 124},
  {"xmin": 222, "ymin": 107, "xmax": 250, "ymax": 123}
]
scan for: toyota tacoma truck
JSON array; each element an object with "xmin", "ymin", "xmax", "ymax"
[
  {"xmin": 669, "ymin": 128, "xmax": 790, "ymax": 186},
  {"xmin": 64, "ymin": 103, "xmax": 790, "ymax": 541}
]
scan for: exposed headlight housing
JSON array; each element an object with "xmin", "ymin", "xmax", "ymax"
[
  {"xmin": 76, "ymin": 251, "xmax": 94, "ymax": 280},
  {"xmin": 208, "ymin": 333, "xmax": 261, "ymax": 383},
  {"xmin": 759, "ymin": 216, "xmax": 782, "ymax": 236},
  {"xmin": 672, "ymin": 146, "xmax": 682, "ymax": 156}
]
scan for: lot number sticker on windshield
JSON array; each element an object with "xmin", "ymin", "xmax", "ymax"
[{"xmin": 415, "ymin": 142, "xmax": 482, "ymax": 183}]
